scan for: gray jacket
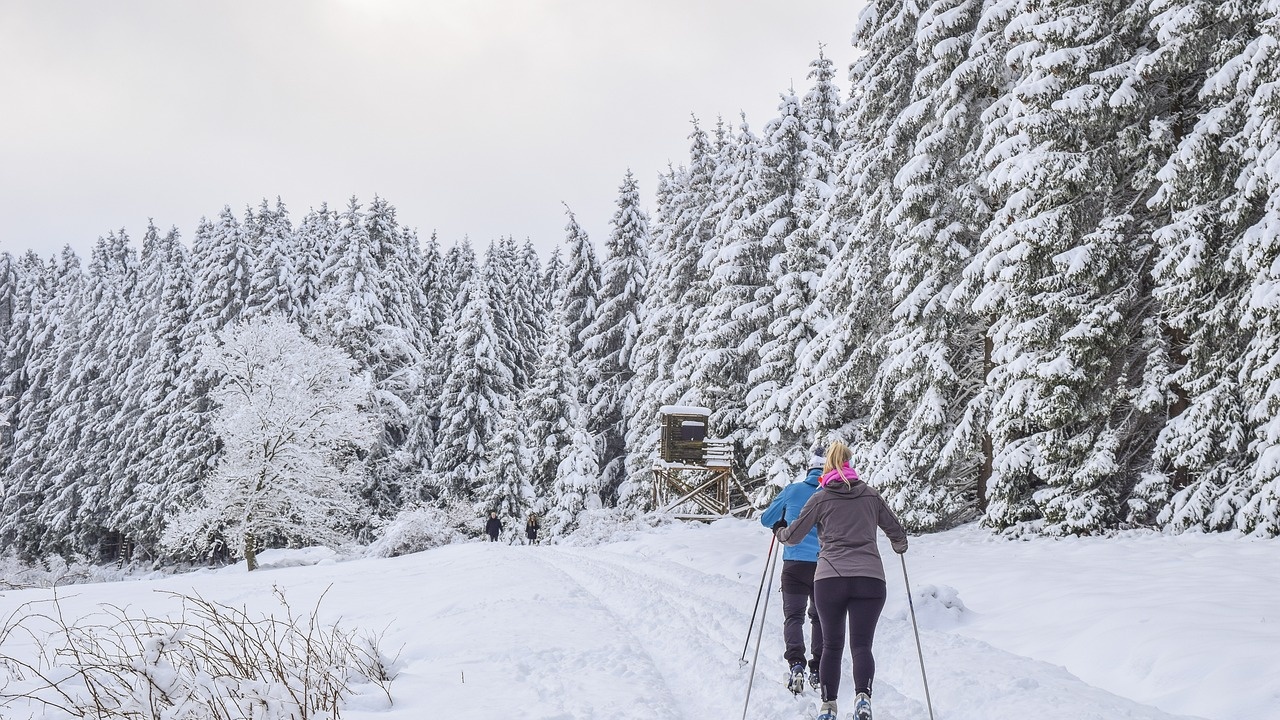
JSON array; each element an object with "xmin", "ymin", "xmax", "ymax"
[{"xmin": 775, "ymin": 478, "xmax": 908, "ymax": 582}]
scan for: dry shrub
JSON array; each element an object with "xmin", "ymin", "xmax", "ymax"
[{"xmin": 0, "ymin": 586, "xmax": 396, "ymax": 719}]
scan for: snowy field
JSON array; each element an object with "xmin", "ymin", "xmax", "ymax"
[{"xmin": 1, "ymin": 518, "xmax": 1276, "ymax": 720}]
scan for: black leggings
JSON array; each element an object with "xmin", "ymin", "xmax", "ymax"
[{"xmin": 814, "ymin": 576, "xmax": 887, "ymax": 701}]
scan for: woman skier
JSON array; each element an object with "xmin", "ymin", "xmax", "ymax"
[{"xmin": 773, "ymin": 440, "xmax": 908, "ymax": 720}]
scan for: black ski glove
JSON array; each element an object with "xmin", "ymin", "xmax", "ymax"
[{"xmin": 772, "ymin": 518, "xmax": 788, "ymax": 532}]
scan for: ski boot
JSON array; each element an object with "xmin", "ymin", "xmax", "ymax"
[
  {"xmin": 816, "ymin": 700, "xmax": 838, "ymax": 720},
  {"xmin": 854, "ymin": 692, "xmax": 872, "ymax": 720},
  {"xmin": 787, "ymin": 663, "xmax": 807, "ymax": 695}
]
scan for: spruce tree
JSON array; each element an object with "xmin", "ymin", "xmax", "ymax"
[
  {"xmin": 0, "ymin": 250, "xmax": 79, "ymax": 558},
  {"xmin": 582, "ymin": 171, "xmax": 650, "ymax": 501},
  {"xmin": 524, "ymin": 305, "xmax": 582, "ymax": 506},
  {"xmin": 561, "ymin": 207, "xmax": 600, "ymax": 363},
  {"xmin": 964, "ymin": 0, "xmax": 1164, "ymax": 534},
  {"xmin": 546, "ymin": 395, "xmax": 601, "ymax": 537},
  {"xmin": 245, "ymin": 198, "xmax": 300, "ymax": 322},
  {"xmin": 1231, "ymin": 0, "xmax": 1280, "ymax": 536},
  {"xmin": 859, "ymin": 0, "xmax": 991, "ymax": 530},
  {"xmin": 1138, "ymin": 0, "xmax": 1261, "ymax": 531},
  {"xmin": 479, "ymin": 404, "xmax": 535, "ymax": 522},
  {"xmin": 431, "ymin": 273, "xmax": 513, "ymax": 498},
  {"xmin": 745, "ymin": 90, "xmax": 821, "ymax": 487},
  {"xmin": 117, "ymin": 229, "xmax": 195, "ymax": 552}
]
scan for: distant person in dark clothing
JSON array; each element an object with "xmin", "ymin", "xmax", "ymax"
[
  {"xmin": 485, "ymin": 511, "xmax": 502, "ymax": 542},
  {"xmin": 525, "ymin": 514, "xmax": 541, "ymax": 545}
]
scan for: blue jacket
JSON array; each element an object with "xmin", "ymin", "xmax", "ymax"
[{"xmin": 759, "ymin": 468, "xmax": 821, "ymax": 562}]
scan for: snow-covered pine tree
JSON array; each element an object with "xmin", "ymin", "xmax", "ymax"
[
  {"xmin": 292, "ymin": 203, "xmax": 336, "ymax": 334},
  {"xmin": 408, "ymin": 230, "xmax": 447, "ymax": 479},
  {"xmin": 621, "ymin": 171, "xmax": 677, "ymax": 511},
  {"xmin": 513, "ymin": 238, "xmax": 548, "ymax": 388},
  {"xmin": 312, "ymin": 197, "xmax": 422, "ymax": 514},
  {"xmin": 368, "ymin": 198, "xmax": 430, "ymax": 501},
  {"xmin": 541, "ymin": 245, "xmax": 565, "ymax": 312},
  {"xmin": 581, "ymin": 171, "xmax": 651, "ymax": 502},
  {"xmin": 161, "ymin": 316, "xmax": 375, "ymax": 570},
  {"xmin": 104, "ymin": 223, "xmax": 171, "ymax": 548},
  {"xmin": 790, "ymin": 0, "xmax": 925, "ymax": 442},
  {"xmin": 431, "ymin": 272, "xmax": 513, "ymax": 499},
  {"xmin": 442, "ymin": 239, "xmax": 477, "ymax": 313},
  {"xmin": 245, "ymin": 198, "xmax": 301, "ymax": 322},
  {"xmin": 0, "ymin": 250, "xmax": 77, "ymax": 558},
  {"xmin": 858, "ymin": 0, "xmax": 992, "ymax": 530},
  {"xmin": 546, "ymin": 396, "xmax": 601, "ymax": 538},
  {"xmin": 667, "ymin": 120, "xmax": 720, "ymax": 409},
  {"xmin": 484, "ymin": 238, "xmax": 525, "ymax": 391},
  {"xmin": 113, "ymin": 228, "xmax": 195, "ymax": 552},
  {"xmin": 37, "ymin": 232, "xmax": 137, "ymax": 557},
  {"xmin": 561, "ymin": 206, "xmax": 600, "ymax": 364},
  {"xmin": 964, "ymin": 0, "xmax": 1164, "ymax": 534},
  {"xmin": 1231, "ymin": 1, "xmax": 1280, "ymax": 536},
  {"xmin": 524, "ymin": 305, "xmax": 582, "ymax": 507},
  {"xmin": 775, "ymin": 50, "xmax": 843, "ymax": 462},
  {"xmin": 746, "ymin": 88, "xmax": 825, "ymax": 488},
  {"xmin": 191, "ymin": 207, "xmax": 256, "ymax": 337},
  {"xmin": 620, "ymin": 123, "xmax": 719, "ymax": 505},
  {"xmin": 1136, "ymin": 0, "xmax": 1261, "ymax": 531},
  {"xmin": 0, "ymin": 252, "xmax": 45, "ymax": 504},
  {"xmin": 478, "ymin": 403, "xmax": 535, "ymax": 523},
  {"xmin": 419, "ymin": 231, "xmax": 447, "ymax": 343},
  {"xmin": 679, "ymin": 118, "xmax": 766, "ymax": 487},
  {"xmin": 0, "ymin": 251, "xmax": 25, "ymax": 463},
  {"xmin": 420, "ymin": 239, "xmax": 479, "ymax": 492}
]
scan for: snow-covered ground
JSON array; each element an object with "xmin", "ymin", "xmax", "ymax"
[{"xmin": 1, "ymin": 519, "xmax": 1276, "ymax": 720}]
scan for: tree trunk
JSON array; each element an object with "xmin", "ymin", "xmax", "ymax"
[{"xmin": 244, "ymin": 532, "xmax": 258, "ymax": 572}]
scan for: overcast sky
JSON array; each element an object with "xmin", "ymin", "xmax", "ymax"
[{"xmin": 1, "ymin": 0, "xmax": 866, "ymax": 262}]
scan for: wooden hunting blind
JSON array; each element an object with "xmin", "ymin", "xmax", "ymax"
[{"xmin": 652, "ymin": 405, "xmax": 753, "ymax": 519}]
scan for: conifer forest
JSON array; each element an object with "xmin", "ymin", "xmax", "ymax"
[{"xmin": 2, "ymin": 0, "xmax": 1279, "ymax": 567}]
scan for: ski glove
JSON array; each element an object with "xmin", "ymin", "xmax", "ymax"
[{"xmin": 771, "ymin": 519, "xmax": 788, "ymax": 532}]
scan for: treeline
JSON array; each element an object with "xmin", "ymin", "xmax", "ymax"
[
  {"xmin": 3, "ymin": 0, "xmax": 1279, "ymax": 565},
  {"xmin": 624, "ymin": 0, "xmax": 1279, "ymax": 538},
  {"xmin": 0, "ymin": 186, "xmax": 650, "ymax": 562}
]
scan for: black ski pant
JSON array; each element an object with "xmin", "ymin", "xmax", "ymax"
[
  {"xmin": 488, "ymin": 533, "xmax": 499, "ymax": 542},
  {"xmin": 780, "ymin": 560, "xmax": 822, "ymax": 672},
  {"xmin": 814, "ymin": 576, "xmax": 886, "ymax": 701}
]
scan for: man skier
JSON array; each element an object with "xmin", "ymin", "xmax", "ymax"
[{"xmin": 759, "ymin": 445, "xmax": 825, "ymax": 694}]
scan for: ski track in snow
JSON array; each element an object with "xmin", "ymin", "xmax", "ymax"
[{"xmin": 0, "ymin": 523, "xmax": 1235, "ymax": 720}]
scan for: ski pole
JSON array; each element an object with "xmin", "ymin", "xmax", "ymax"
[
  {"xmin": 739, "ymin": 534, "xmax": 777, "ymax": 665},
  {"xmin": 741, "ymin": 538, "xmax": 782, "ymax": 720},
  {"xmin": 901, "ymin": 553, "xmax": 936, "ymax": 720}
]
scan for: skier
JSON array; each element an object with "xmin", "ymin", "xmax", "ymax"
[
  {"xmin": 773, "ymin": 440, "xmax": 908, "ymax": 720},
  {"xmin": 525, "ymin": 514, "xmax": 541, "ymax": 545},
  {"xmin": 759, "ymin": 445, "xmax": 826, "ymax": 694},
  {"xmin": 485, "ymin": 511, "xmax": 503, "ymax": 542}
]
